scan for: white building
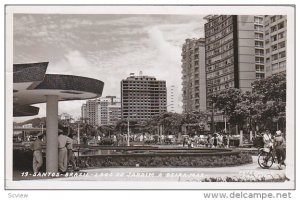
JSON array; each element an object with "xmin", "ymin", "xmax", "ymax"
[
  {"xmin": 264, "ymin": 15, "xmax": 287, "ymax": 77},
  {"xmin": 167, "ymin": 85, "xmax": 183, "ymax": 113},
  {"xmin": 81, "ymin": 96, "xmax": 121, "ymax": 126}
]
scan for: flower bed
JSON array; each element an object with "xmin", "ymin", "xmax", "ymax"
[
  {"xmin": 13, "ymin": 147, "xmax": 252, "ymax": 171},
  {"xmin": 76, "ymin": 151, "xmax": 252, "ymax": 168}
]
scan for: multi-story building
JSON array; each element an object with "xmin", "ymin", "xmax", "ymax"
[
  {"xmin": 121, "ymin": 72, "xmax": 167, "ymax": 121},
  {"xmin": 204, "ymin": 15, "xmax": 256, "ymax": 103},
  {"xmin": 59, "ymin": 112, "xmax": 73, "ymax": 121},
  {"xmin": 181, "ymin": 38, "xmax": 206, "ymax": 112},
  {"xmin": 264, "ymin": 15, "xmax": 287, "ymax": 77},
  {"xmin": 254, "ymin": 15, "xmax": 265, "ymax": 80},
  {"xmin": 81, "ymin": 96, "xmax": 121, "ymax": 126},
  {"xmin": 167, "ymin": 85, "xmax": 182, "ymax": 113},
  {"xmin": 81, "ymin": 104, "xmax": 87, "ymax": 123}
]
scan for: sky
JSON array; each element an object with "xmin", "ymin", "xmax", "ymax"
[{"xmin": 13, "ymin": 14, "xmax": 206, "ymax": 122}]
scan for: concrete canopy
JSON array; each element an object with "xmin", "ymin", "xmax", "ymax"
[
  {"xmin": 13, "ymin": 62, "xmax": 104, "ymax": 117},
  {"xmin": 13, "ymin": 62, "xmax": 104, "ymax": 173}
]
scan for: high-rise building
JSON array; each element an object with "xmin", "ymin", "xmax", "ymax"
[
  {"xmin": 121, "ymin": 72, "xmax": 167, "ymax": 121},
  {"xmin": 254, "ymin": 15, "xmax": 265, "ymax": 80},
  {"xmin": 81, "ymin": 103, "xmax": 87, "ymax": 123},
  {"xmin": 264, "ymin": 15, "xmax": 287, "ymax": 77},
  {"xmin": 167, "ymin": 85, "xmax": 182, "ymax": 113},
  {"xmin": 204, "ymin": 15, "xmax": 256, "ymax": 103},
  {"xmin": 81, "ymin": 96, "xmax": 121, "ymax": 126},
  {"xmin": 181, "ymin": 38, "xmax": 206, "ymax": 112}
]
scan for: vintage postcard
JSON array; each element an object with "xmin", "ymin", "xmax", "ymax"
[{"xmin": 5, "ymin": 5, "xmax": 295, "ymax": 190}]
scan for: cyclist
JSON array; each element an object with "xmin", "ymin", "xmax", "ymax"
[
  {"xmin": 261, "ymin": 129, "xmax": 273, "ymax": 167},
  {"xmin": 274, "ymin": 130, "xmax": 286, "ymax": 169}
]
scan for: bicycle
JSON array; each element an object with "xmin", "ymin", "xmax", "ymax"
[{"xmin": 257, "ymin": 146, "xmax": 277, "ymax": 169}]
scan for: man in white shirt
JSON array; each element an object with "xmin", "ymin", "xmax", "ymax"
[{"xmin": 58, "ymin": 129, "xmax": 72, "ymax": 173}]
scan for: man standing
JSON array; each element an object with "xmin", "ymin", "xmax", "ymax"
[
  {"xmin": 263, "ymin": 129, "xmax": 273, "ymax": 150},
  {"xmin": 31, "ymin": 133, "xmax": 44, "ymax": 173},
  {"xmin": 58, "ymin": 129, "xmax": 72, "ymax": 174},
  {"xmin": 67, "ymin": 133, "xmax": 79, "ymax": 171},
  {"xmin": 274, "ymin": 130, "xmax": 286, "ymax": 169}
]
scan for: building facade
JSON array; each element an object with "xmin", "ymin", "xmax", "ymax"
[
  {"xmin": 254, "ymin": 15, "xmax": 265, "ymax": 80},
  {"xmin": 264, "ymin": 15, "xmax": 287, "ymax": 77},
  {"xmin": 181, "ymin": 38, "xmax": 206, "ymax": 112},
  {"xmin": 121, "ymin": 73, "xmax": 167, "ymax": 120},
  {"xmin": 81, "ymin": 96, "xmax": 121, "ymax": 126},
  {"xmin": 204, "ymin": 15, "xmax": 256, "ymax": 104},
  {"xmin": 167, "ymin": 85, "xmax": 182, "ymax": 113}
]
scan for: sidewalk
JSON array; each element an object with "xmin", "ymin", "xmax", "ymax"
[{"xmin": 22, "ymin": 156, "xmax": 286, "ymax": 182}]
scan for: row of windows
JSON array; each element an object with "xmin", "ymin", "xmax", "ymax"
[
  {"xmin": 206, "ymin": 41, "xmax": 233, "ymax": 58},
  {"xmin": 270, "ymin": 21, "xmax": 285, "ymax": 33},
  {"xmin": 256, "ymin": 73, "xmax": 265, "ymax": 79},
  {"xmin": 267, "ymin": 41, "xmax": 285, "ymax": 53},
  {"xmin": 255, "ymin": 41, "xmax": 264, "ymax": 48},
  {"xmin": 255, "ymin": 57, "xmax": 264, "ymax": 63},
  {"xmin": 207, "ymin": 56, "xmax": 234, "ymax": 70},
  {"xmin": 207, "ymin": 66, "xmax": 234, "ymax": 79},
  {"xmin": 256, "ymin": 65, "xmax": 265, "ymax": 72},
  {"xmin": 270, "ymin": 15, "xmax": 284, "ymax": 23},
  {"xmin": 271, "ymin": 61, "xmax": 286, "ymax": 70},
  {"xmin": 205, "ymin": 16, "xmax": 232, "ymax": 37},
  {"xmin": 254, "ymin": 17, "xmax": 264, "ymax": 24},
  {"xmin": 206, "ymin": 34, "xmax": 233, "ymax": 52},
  {"xmin": 271, "ymin": 51, "xmax": 286, "ymax": 61},
  {"xmin": 255, "ymin": 49, "xmax": 264, "ymax": 56},
  {"xmin": 206, "ymin": 25, "xmax": 233, "ymax": 44},
  {"xmin": 269, "ymin": 31, "xmax": 285, "ymax": 43},
  {"xmin": 207, "ymin": 73, "xmax": 234, "ymax": 86},
  {"xmin": 255, "ymin": 32, "xmax": 264, "ymax": 40},
  {"xmin": 207, "ymin": 81, "xmax": 235, "ymax": 93},
  {"xmin": 254, "ymin": 24, "xmax": 264, "ymax": 32}
]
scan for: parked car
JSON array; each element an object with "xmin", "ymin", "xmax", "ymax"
[{"xmin": 165, "ymin": 135, "xmax": 176, "ymax": 144}]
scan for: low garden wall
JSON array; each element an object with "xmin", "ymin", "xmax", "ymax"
[
  {"xmin": 13, "ymin": 147, "xmax": 253, "ymax": 171},
  {"xmin": 76, "ymin": 151, "xmax": 252, "ymax": 168}
]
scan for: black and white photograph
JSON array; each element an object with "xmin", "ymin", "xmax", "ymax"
[{"xmin": 4, "ymin": 5, "xmax": 295, "ymax": 192}]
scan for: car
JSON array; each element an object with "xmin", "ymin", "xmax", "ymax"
[{"xmin": 165, "ymin": 135, "xmax": 176, "ymax": 144}]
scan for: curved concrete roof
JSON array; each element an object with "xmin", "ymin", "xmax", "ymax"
[{"xmin": 13, "ymin": 62, "xmax": 104, "ymax": 117}]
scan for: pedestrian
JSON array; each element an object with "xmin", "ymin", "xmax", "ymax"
[
  {"xmin": 183, "ymin": 137, "xmax": 186, "ymax": 147},
  {"xmin": 263, "ymin": 129, "xmax": 273, "ymax": 150},
  {"xmin": 213, "ymin": 134, "xmax": 218, "ymax": 148},
  {"xmin": 223, "ymin": 134, "xmax": 229, "ymax": 148},
  {"xmin": 274, "ymin": 130, "xmax": 286, "ymax": 169},
  {"xmin": 30, "ymin": 132, "xmax": 44, "ymax": 173},
  {"xmin": 217, "ymin": 133, "xmax": 223, "ymax": 148},
  {"xmin": 261, "ymin": 129, "xmax": 273, "ymax": 167},
  {"xmin": 58, "ymin": 129, "xmax": 73, "ymax": 174},
  {"xmin": 67, "ymin": 133, "xmax": 79, "ymax": 171},
  {"xmin": 207, "ymin": 134, "xmax": 211, "ymax": 148}
]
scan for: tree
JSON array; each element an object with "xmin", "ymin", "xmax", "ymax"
[
  {"xmin": 209, "ymin": 88, "xmax": 244, "ymax": 125},
  {"xmin": 252, "ymin": 73, "xmax": 286, "ymax": 103},
  {"xmin": 251, "ymin": 73, "xmax": 286, "ymax": 131}
]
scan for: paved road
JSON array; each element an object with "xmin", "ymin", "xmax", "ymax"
[{"xmin": 42, "ymin": 156, "xmax": 286, "ymax": 182}]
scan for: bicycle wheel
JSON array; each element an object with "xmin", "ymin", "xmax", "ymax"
[{"xmin": 258, "ymin": 151, "xmax": 274, "ymax": 169}]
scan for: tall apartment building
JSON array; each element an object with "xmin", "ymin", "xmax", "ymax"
[
  {"xmin": 254, "ymin": 15, "xmax": 265, "ymax": 80},
  {"xmin": 81, "ymin": 96, "xmax": 121, "ymax": 126},
  {"xmin": 167, "ymin": 85, "xmax": 182, "ymax": 113},
  {"xmin": 181, "ymin": 38, "xmax": 206, "ymax": 112},
  {"xmin": 121, "ymin": 72, "xmax": 167, "ymax": 121},
  {"xmin": 204, "ymin": 15, "xmax": 256, "ymax": 104},
  {"xmin": 264, "ymin": 15, "xmax": 287, "ymax": 77}
]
